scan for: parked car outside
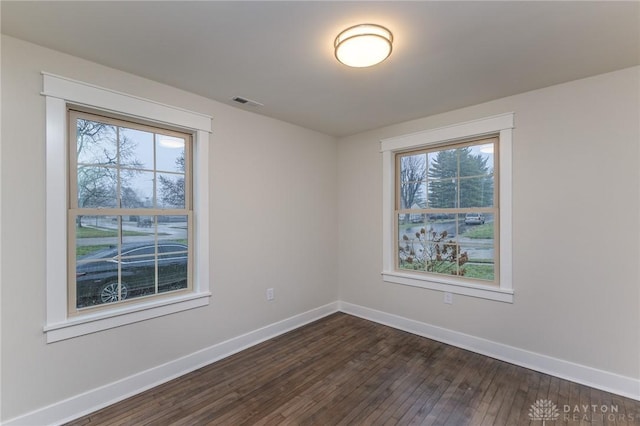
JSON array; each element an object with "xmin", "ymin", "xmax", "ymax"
[
  {"xmin": 76, "ymin": 242, "xmax": 188, "ymax": 307},
  {"xmin": 137, "ymin": 218, "xmax": 153, "ymax": 227},
  {"xmin": 464, "ymin": 213, "xmax": 485, "ymax": 225}
]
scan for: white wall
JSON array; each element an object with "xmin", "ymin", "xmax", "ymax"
[
  {"xmin": 338, "ymin": 66, "xmax": 640, "ymax": 379},
  {"xmin": 2, "ymin": 32, "xmax": 639, "ymax": 423},
  {"xmin": 0, "ymin": 35, "xmax": 338, "ymax": 421}
]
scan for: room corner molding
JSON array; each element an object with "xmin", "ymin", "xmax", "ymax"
[{"xmin": 338, "ymin": 301, "xmax": 640, "ymax": 402}]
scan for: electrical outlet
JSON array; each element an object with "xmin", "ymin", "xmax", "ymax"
[
  {"xmin": 444, "ymin": 292, "xmax": 453, "ymax": 304},
  {"xmin": 266, "ymin": 288, "xmax": 274, "ymax": 301}
]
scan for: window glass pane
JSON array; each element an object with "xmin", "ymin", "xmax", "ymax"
[
  {"xmin": 157, "ymin": 173, "xmax": 185, "ymax": 208},
  {"xmin": 75, "ymin": 215, "xmax": 119, "ymax": 259},
  {"xmin": 426, "ymin": 237, "xmax": 461, "ymax": 276},
  {"xmin": 121, "ymin": 216, "xmax": 155, "ymax": 251},
  {"xmin": 457, "ymin": 145, "xmax": 492, "ymax": 178},
  {"xmin": 121, "ymin": 215, "xmax": 156, "ymax": 294},
  {"xmin": 76, "ymin": 119, "xmax": 117, "ymax": 165},
  {"xmin": 399, "ymin": 153, "xmax": 426, "ymax": 209},
  {"xmin": 424, "ymin": 216, "xmax": 461, "ymax": 276},
  {"xmin": 122, "ymin": 246, "xmax": 156, "ymax": 258},
  {"xmin": 158, "ymin": 245, "xmax": 188, "ymax": 294},
  {"xmin": 466, "ymin": 142, "xmax": 495, "ymax": 176},
  {"xmin": 121, "ymin": 127, "xmax": 154, "ymax": 170},
  {"xmin": 157, "ymin": 136, "xmax": 185, "ymax": 173},
  {"xmin": 427, "ymin": 178, "xmax": 458, "ymax": 208},
  {"xmin": 398, "ymin": 214, "xmax": 463, "ymax": 274},
  {"xmin": 158, "ymin": 215, "xmax": 188, "ymax": 244},
  {"xmin": 158, "ymin": 215, "xmax": 188, "ymax": 294},
  {"xmin": 398, "ymin": 214, "xmax": 427, "ymax": 272},
  {"xmin": 77, "ymin": 166, "xmax": 117, "ymax": 208},
  {"xmin": 121, "ymin": 171, "xmax": 155, "ymax": 208},
  {"xmin": 400, "ymin": 154, "xmax": 426, "ymax": 183},
  {"xmin": 426, "ymin": 214, "xmax": 457, "ymax": 239},
  {"xmin": 459, "ymin": 241, "xmax": 495, "ymax": 281},
  {"xmin": 75, "ymin": 215, "xmax": 121, "ymax": 308},
  {"xmin": 459, "ymin": 214, "xmax": 495, "ymax": 281},
  {"xmin": 120, "ymin": 251, "xmax": 157, "ymax": 300},
  {"xmin": 400, "ymin": 182, "xmax": 426, "ymax": 209},
  {"xmin": 124, "ymin": 214, "xmax": 152, "ymax": 232},
  {"xmin": 428, "ymin": 149, "xmax": 457, "ymax": 179},
  {"xmin": 76, "ymin": 260, "xmax": 121, "ymax": 308},
  {"xmin": 459, "ymin": 176, "xmax": 494, "ymax": 208},
  {"xmin": 159, "ymin": 244, "xmax": 188, "ymax": 254}
]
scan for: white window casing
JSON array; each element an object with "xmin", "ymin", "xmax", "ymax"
[
  {"xmin": 42, "ymin": 73, "xmax": 212, "ymax": 342},
  {"xmin": 381, "ymin": 113, "xmax": 514, "ymax": 303}
]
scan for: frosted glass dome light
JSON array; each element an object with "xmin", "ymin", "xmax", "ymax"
[{"xmin": 334, "ymin": 24, "xmax": 393, "ymax": 68}]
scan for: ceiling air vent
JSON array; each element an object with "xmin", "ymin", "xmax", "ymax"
[{"xmin": 231, "ymin": 96, "xmax": 264, "ymax": 107}]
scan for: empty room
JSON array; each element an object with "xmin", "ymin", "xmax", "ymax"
[{"xmin": 1, "ymin": 1, "xmax": 639, "ymax": 425}]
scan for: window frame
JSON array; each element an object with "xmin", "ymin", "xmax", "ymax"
[
  {"xmin": 43, "ymin": 72, "xmax": 212, "ymax": 342},
  {"xmin": 68, "ymin": 110, "xmax": 194, "ymax": 315},
  {"xmin": 395, "ymin": 137, "xmax": 499, "ymax": 283},
  {"xmin": 381, "ymin": 113, "xmax": 514, "ymax": 303}
]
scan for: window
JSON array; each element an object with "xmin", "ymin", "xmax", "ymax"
[
  {"xmin": 69, "ymin": 110, "xmax": 193, "ymax": 314},
  {"xmin": 396, "ymin": 137, "xmax": 498, "ymax": 281},
  {"xmin": 43, "ymin": 73, "xmax": 212, "ymax": 342},
  {"xmin": 381, "ymin": 114, "xmax": 514, "ymax": 302}
]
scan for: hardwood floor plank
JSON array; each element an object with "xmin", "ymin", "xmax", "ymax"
[
  {"xmin": 394, "ymin": 347, "xmax": 452, "ymax": 424},
  {"xmin": 444, "ymin": 354, "xmax": 499, "ymax": 425},
  {"xmin": 65, "ymin": 313, "xmax": 640, "ymax": 426},
  {"xmin": 422, "ymin": 348, "xmax": 480, "ymax": 425},
  {"xmin": 388, "ymin": 346, "xmax": 451, "ymax": 424}
]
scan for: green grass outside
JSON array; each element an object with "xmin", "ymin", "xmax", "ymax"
[
  {"xmin": 76, "ymin": 244, "xmax": 111, "ymax": 258},
  {"xmin": 76, "ymin": 226, "xmax": 171, "ymax": 238},
  {"xmin": 398, "ymin": 261, "xmax": 494, "ymax": 281},
  {"xmin": 399, "ymin": 221, "xmax": 494, "ymax": 240},
  {"xmin": 461, "ymin": 223, "xmax": 494, "ymax": 239},
  {"xmin": 76, "ymin": 226, "xmax": 150, "ymax": 238},
  {"xmin": 463, "ymin": 264, "xmax": 494, "ymax": 280}
]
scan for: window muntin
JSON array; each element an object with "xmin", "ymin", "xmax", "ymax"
[
  {"xmin": 69, "ymin": 110, "xmax": 193, "ymax": 314},
  {"xmin": 395, "ymin": 137, "xmax": 499, "ymax": 284}
]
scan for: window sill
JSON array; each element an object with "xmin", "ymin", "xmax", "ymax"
[
  {"xmin": 382, "ymin": 270, "xmax": 513, "ymax": 303},
  {"xmin": 44, "ymin": 292, "xmax": 211, "ymax": 343}
]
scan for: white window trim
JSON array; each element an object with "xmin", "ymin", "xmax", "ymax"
[
  {"xmin": 381, "ymin": 113, "xmax": 514, "ymax": 303},
  {"xmin": 42, "ymin": 72, "xmax": 212, "ymax": 342}
]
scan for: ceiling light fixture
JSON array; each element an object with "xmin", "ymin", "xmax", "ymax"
[{"xmin": 334, "ymin": 24, "xmax": 393, "ymax": 68}]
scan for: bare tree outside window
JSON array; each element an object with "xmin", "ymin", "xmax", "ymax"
[
  {"xmin": 158, "ymin": 153, "xmax": 185, "ymax": 208},
  {"xmin": 76, "ymin": 118, "xmax": 144, "ymax": 224}
]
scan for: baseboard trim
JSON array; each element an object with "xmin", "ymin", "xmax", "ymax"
[
  {"xmin": 6, "ymin": 300, "xmax": 638, "ymax": 425},
  {"xmin": 339, "ymin": 301, "xmax": 640, "ymax": 402},
  {"xmin": 3, "ymin": 302, "xmax": 340, "ymax": 426}
]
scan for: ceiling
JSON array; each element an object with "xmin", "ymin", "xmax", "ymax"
[{"xmin": 2, "ymin": 1, "xmax": 639, "ymax": 137}]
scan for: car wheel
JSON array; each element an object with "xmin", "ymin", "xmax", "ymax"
[{"xmin": 100, "ymin": 281, "xmax": 129, "ymax": 304}]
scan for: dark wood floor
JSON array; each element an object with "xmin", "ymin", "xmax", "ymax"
[{"xmin": 67, "ymin": 313, "xmax": 639, "ymax": 425}]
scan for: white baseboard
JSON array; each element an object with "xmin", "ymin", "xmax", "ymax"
[
  {"xmin": 339, "ymin": 301, "xmax": 640, "ymax": 402},
  {"xmin": 3, "ymin": 302, "xmax": 340, "ymax": 426},
  {"xmin": 6, "ymin": 300, "xmax": 638, "ymax": 425}
]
